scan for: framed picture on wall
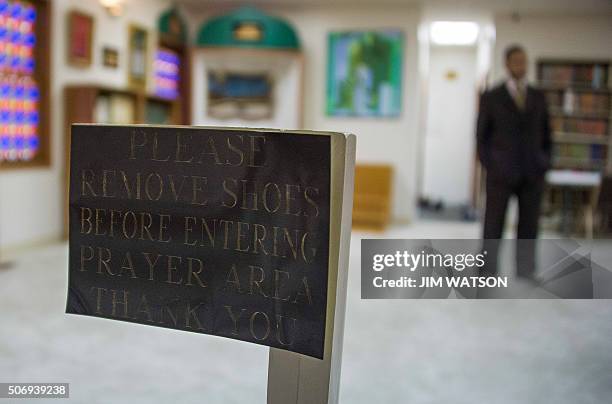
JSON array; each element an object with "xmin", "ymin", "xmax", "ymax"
[
  {"xmin": 67, "ymin": 10, "xmax": 94, "ymax": 67},
  {"xmin": 326, "ymin": 30, "xmax": 403, "ymax": 117},
  {"xmin": 206, "ymin": 71, "xmax": 274, "ymax": 120},
  {"xmin": 127, "ymin": 24, "xmax": 149, "ymax": 91},
  {"xmin": 102, "ymin": 47, "xmax": 119, "ymax": 68}
]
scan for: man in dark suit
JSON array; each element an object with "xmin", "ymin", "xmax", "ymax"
[{"xmin": 477, "ymin": 45, "xmax": 552, "ymax": 279}]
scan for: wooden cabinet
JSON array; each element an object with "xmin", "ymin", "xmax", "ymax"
[
  {"xmin": 352, "ymin": 164, "xmax": 393, "ymax": 231},
  {"xmin": 63, "ymin": 85, "xmax": 184, "ymax": 236}
]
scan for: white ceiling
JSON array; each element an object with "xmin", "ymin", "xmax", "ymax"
[{"xmin": 175, "ymin": 0, "xmax": 612, "ymax": 15}]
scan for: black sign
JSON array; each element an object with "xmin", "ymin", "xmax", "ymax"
[{"xmin": 67, "ymin": 125, "xmax": 331, "ymax": 359}]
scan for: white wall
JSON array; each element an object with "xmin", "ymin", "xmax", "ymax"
[
  {"xmin": 285, "ymin": 6, "xmax": 422, "ymax": 222},
  {"xmin": 188, "ymin": 4, "xmax": 422, "ymax": 222},
  {"xmin": 493, "ymin": 14, "xmax": 612, "ymax": 85},
  {"xmin": 0, "ymin": 0, "xmax": 171, "ymax": 250},
  {"xmin": 3, "ymin": 2, "xmax": 612, "ymax": 249}
]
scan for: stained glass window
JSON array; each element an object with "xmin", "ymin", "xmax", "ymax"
[
  {"xmin": 0, "ymin": 0, "xmax": 39, "ymax": 162},
  {"xmin": 154, "ymin": 47, "xmax": 180, "ymax": 100}
]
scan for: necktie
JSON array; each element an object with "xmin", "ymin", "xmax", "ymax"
[{"xmin": 515, "ymin": 84, "xmax": 526, "ymax": 110}]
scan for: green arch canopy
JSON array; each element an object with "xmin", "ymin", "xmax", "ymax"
[
  {"xmin": 197, "ymin": 7, "xmax": 300, "ymax": 50},
  {"xmin": 158, "ymin": 7, "xmax": 188, "ymax": 44}
]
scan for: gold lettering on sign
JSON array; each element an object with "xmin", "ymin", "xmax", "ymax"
[
  {"xmin": 72, "ymin": 128, "xmax": 328, "ymax": 354},
  {"xmin": 225, "ymin": 305, "xmax": 246, "ymax": 336}
]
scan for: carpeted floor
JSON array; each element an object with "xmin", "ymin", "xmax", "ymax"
[{"xmin": 1, "ymin": 220, "xmax": 611, "ymax": 403}]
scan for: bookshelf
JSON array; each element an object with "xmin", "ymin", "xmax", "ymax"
[
  {"xmin": 537, "ymin": 59, "xmax": 611, "ymax": 235},
  {"xmin": 64, "ymin": 85, "xmax": 182, "ymax": 125},
  {"xmin": 537, "ymin": 60, "xmax": 611, "ymax": 171},
  {"xmin": 63, "ymin": 85, "xmax": 183, "ymax": 236}
]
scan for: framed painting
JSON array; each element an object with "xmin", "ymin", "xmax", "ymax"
[
  {"xmin": 102, "ymin": 47, "xmax": 119, "ymax": 68},
  {"xmin": 67, "ymin": 10, "xmax": 94, "ymax": 67},
  {"xmin": 326, "ymin": 30, "xmax": 403, "ymax": 117},
  {"xmin": 207, "ymin": 71, "xmax": 273, "ymax": 120},
  {"xmin": 127, "ymin": 24, "xmax": 149, "ymax": 91}
]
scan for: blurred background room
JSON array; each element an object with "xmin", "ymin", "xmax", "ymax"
[{"xmin": 1, "ymin": 0, "xmax": 612, "ymax": 403}]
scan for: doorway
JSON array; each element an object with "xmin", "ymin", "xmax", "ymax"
[{"xmin": 421, "ymin": 45, "xmax": 478, "ymax": 211}]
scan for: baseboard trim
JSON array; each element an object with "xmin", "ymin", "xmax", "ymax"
[{"xmin": 0, "ymin": 235, "xmax": 63, "ymax": 259}]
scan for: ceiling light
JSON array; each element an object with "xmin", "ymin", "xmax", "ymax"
[
  {"xmin": 430, "ymin": 21, "xmax": 479, "ymax": 46},
  {"xmin": 99, "ymin": 0, "xmax": 123, "ymax": 17}
]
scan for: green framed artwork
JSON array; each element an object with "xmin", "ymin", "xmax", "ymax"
[{"xmin": 326, "ymin": 30, "xmax": 403, "ymax": 117}]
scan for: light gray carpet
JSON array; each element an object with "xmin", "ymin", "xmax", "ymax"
[{"xmin": 1, "ymin": 221, "xmax": 611, "ymax": 403}]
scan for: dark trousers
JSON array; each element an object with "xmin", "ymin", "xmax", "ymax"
[{"xmin": 482, "ymin": 175, "xmax": 544, "ymax": 278}]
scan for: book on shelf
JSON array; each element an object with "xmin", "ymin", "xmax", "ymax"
[
  {"xmin": 593, "ymin": 65, "xmax": 605, "ymax": 89},
  {"xmin": 94, "ymin": 93, "xmax": 136, "ymax": 124},
  {"xmin": 109, "ymin": 94, "xmax": 136, "ymax": 124},
  {"xmin": 94, "ymin": 95, "xmax": 111, "ymax": 123},
  {"xmin": 574, "ymin": 65, "xmax": 593, "ymax": 84},
  {"xmin": 562, "ymin": 88, "xmax": 575, "ymax": 114},
  {"xmin": 539, "ymin": 62, "xmax": 609, "ymax": 89},
  {"xmin": 553, "ymin": 143, "xmax": 606, "ymax": 159},
  {"xmin": 576, "ymin": 92, "xmax": 610, "ymax": 114},
  {"xmin": 540, "ymin": 65, "xmax": 573, "ymax": 86},
  {"xmin": 551, "ymin": 116, "xmax": 608, "ymax": 135},
  {"xmin": 550, "ymin": 91, "xmax": 611, "ymax": 115},
  {"xmin": 145, "ymin": 101, "xmax": 172, "ymax": 124},
  {"xmin": 591, "ymin": 144, "xmax": 606, "ymax": 160},
  {"xmin": 545, "ymin": 91, "xmax": 562, "ymax": 108}
]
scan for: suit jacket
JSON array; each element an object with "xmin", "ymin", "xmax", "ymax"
[{"xmin": 476, "ymin": 82, "xmax": 552, "ymax": 184}]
